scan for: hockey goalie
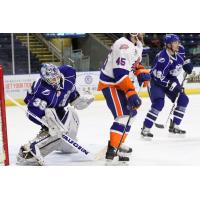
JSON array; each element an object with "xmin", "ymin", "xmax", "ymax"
[{"xmin": 17, "ymin": 63, "xmax": 94, "ymax": 165}]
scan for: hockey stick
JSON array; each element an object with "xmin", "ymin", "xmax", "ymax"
[
  {"xmin": 6, "ymin": 94, "xmax": 99, "ymax": 161},
  {"xmin": 154, "ymin": 72, "xmax": 188, "ymax": 129},
  {"xmin": 115, "ymin": 83, "xmax": 144, "ymax": 156}
]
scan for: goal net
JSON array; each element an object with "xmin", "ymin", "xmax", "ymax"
[{"xmin": 0, "ymin": 66, "xmax": 9, "ymax": 165}]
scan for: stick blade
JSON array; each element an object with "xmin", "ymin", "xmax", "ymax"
[{"xmin": 93, "ymin": 147, "xmax": 107, "ymax": 161}]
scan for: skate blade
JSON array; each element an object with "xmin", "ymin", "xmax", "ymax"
[
  {"xmin": 105, "ymin": 156, "xmax": 129, "ymax": 166},
  {"xmin": 16, "ymin": 157, "xmax": 42, "ymax": 166},
  {"xmin": 16, "ymin": 161, "xmax": 42, "ymax": 166},
  {"xmin": 120, "ymin": 152, "xmax": 132, "ymax": 156},
  {"xmin": 16, "ymin": 154, "xmax": 45, "ymax": 166},
  {"xmin": 140, "ymin": 135, "xmax": 153, "ymax": 141},
  {"xmin": 168, "ymin": 133, "xmax": 186, "ymax": 138}
]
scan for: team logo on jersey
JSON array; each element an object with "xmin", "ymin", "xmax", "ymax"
[
  {"xmin": 120, "ymin": 44, "xmax": 129, "ymax": 49},
  {"xmin": 170, "ymin": 64, "xmax": 182, "ymax": 76},
  {"xmin": 158, "ymin": 58, "xmax": 165, "ymax": 63},
  {"xmin": 42, "ymin": 89, "xmax": 50, "ymax": 95}
]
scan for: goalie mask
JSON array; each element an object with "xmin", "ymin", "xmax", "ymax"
[{"xmin": 40, "ymin": 63, "xmax": 61, "ymax": 89}]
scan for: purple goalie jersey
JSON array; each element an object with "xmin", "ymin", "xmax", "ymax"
[{"xmin": 24, "ymin": 65, "xmax": 79, "ymax": 125}]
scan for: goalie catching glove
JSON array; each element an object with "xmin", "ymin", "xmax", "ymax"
[{"xmin": 70, "ymin": 94, "xmax": 94, "ymax": 110}]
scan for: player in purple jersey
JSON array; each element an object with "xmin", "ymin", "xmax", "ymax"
[
  {"xmin": 141, "ymin": 34, "xmax": 193, "ymax": 138},
  {"xmin": 17, "ymin": 64, "xmax": 94, "ymax": 165}
]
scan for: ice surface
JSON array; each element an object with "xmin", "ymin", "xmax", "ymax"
[{"xmin": 6, "ymin": 95, "xmax": 200, "ymax": 166}]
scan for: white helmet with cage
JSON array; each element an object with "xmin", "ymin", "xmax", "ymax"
[{"xmin": 40, "ymin": 63, "xmax": 61, "ymax": 89}]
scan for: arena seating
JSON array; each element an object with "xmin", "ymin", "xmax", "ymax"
[{"xmin": 0, "ymin": 34, "xmax": 41, "ymax": 75}]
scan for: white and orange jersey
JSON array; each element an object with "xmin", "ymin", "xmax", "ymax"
[{"xmin": 98, "ymin": 37, "xmax": 143, "ymax": 95}]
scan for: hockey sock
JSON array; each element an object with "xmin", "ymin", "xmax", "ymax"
[
  {"xmin": 110, "ymin": 122, "xmax": 131, "ymax": 148},
  {"xmin": 144, "ymin": 107, "xmax": 160, "ymax": 128},
  {"xmin": 173, "ymin": 106, "xmax": 186, "ymax": 125}
]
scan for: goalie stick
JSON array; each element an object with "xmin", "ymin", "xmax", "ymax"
[
  {"xmin": 154, "ymin": 72, "xmax": 188, "ymax": 129},
  {"xmin": 6, "ymin": 94, "xmax": 103, "ymax": 164}
]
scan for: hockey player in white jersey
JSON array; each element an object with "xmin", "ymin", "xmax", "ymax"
[
  {"xmin": 17, "ymin": 64, "xmax": 94, "ymax": 165},
  {"xmin": 98, "ymin": 33, "xmax": 150, "ymax": 161}
]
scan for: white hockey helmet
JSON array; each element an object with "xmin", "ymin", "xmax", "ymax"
[{"xmin": 40, "ymin": 63, "xmax": 61, "ymax": 88}]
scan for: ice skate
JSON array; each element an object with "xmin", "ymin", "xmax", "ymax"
[
  {"xmin": 141, "ymin": 126, "xmax": 153, "ymax": 140},
  {"xmin": 169, "ymin": 119, "xmax": 186, "ymax": 135},
  {"xmin": 105, "ymin": 141, "xmax": 130, "ymax": 162}
]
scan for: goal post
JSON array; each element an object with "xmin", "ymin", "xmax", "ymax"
[{"xmin": 0, "ymin": 66, "xmax": 9, "ymax": 165}]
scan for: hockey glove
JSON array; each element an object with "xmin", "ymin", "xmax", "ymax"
[
  {"xmin": 183, "ymin": 59, "xmax": 193, "ymax": 74},
  {"xmin": 137, "ymin": 73, "xmax": 151, "ymax": 87},
  {"xmin": 167, "ymin": 81, "xmax": 183, "ymax": 96},
  {"xmin": 126, "ymin": 90, "xmax": 142, "ymax": 116},
  {"xmin": 133, "ymin": 63, "xmax": 150, "ymax": 87}
]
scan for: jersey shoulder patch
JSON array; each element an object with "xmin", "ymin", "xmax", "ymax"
[
  {"xmin": 41, "ymin": 89, "xmax": 51, "ymax": 96},
  {"xmin": 158, "ymin": 57, "xmax": 165, "ymax": 63},
  {"xmin": 31, "ymin": 78, "xmax": 42, "ymax": 94},
  {"xmin": 157, "ymin": 50, "xmax": 170, "ymax": 64},
  {"xmin": 114, "ymin": 37, "xmax": 131, "ymax": 50}
]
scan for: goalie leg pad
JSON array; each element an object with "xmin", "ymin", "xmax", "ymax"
[
  {"xmin": 39, "ymin": 107, "xmax": 80, "ymax": 154},
  {"xmin": 56, "ymin": 107, "xmax": 79, "ymax": 153},
  {"xmin": 43, "ymin": 107, "xmax": 80, "ymax": 153},
  {"xmin": 17, "ymin": 136, "xmax": 49, "ymax": 166},
  {"xmin": 45, "ymin": 107, "xmax": 80, "ymax": 136},
  {"xmin": 17, "ymin": 108, "xmax": 80, "ymax": 165},
  {"xmin": 45, "ymin": 108, "xmax": 66, "ymax": 136},
  {"xmin": 17, "ymin": 128, "xmax": 60, "ymax": 165}
]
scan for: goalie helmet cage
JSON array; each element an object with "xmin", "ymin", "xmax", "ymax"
[{"xmin": 0, "ymin": 66, "xmax": 9, "ymax": 165}]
